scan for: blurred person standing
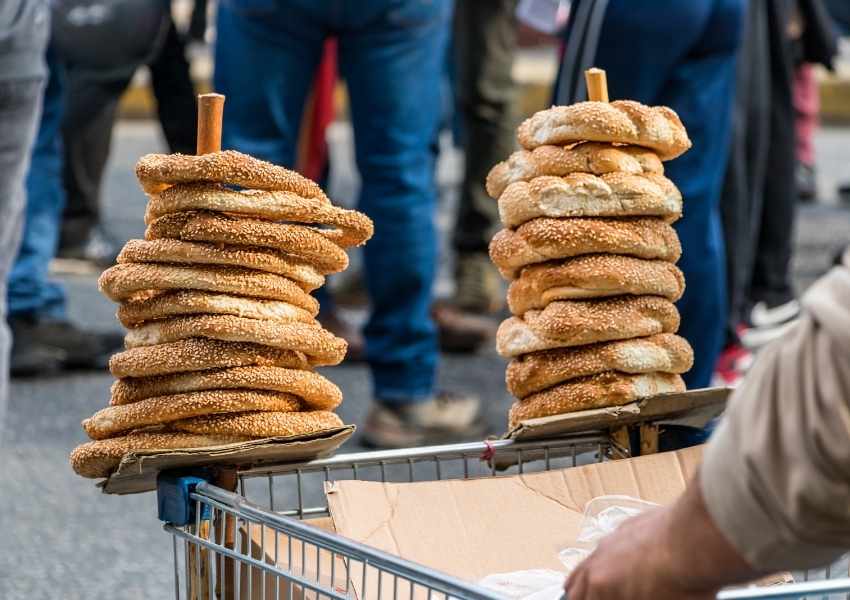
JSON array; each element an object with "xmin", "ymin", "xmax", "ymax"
[
  {"xmin": 52, "ymin": 0, "xmax": 197, "ymax": 265},
  {"xmin": 6, "ymin": 47, "xmax": 124, "ymax": 377},
  {"xmin": 716, "ymin": 0, "xmax": 837, "ymax": 385},
  {"xmin": 0, "ymin": 0, "xmax": 49, "ymax": 428},
  {"xmin": 585, "ymin": 0, "xmax": 745, "ymax": 390},
  {"xmin": 215, "ymin": 0, "xmax": 483, "ymax": 448},
  {"xmin": 433, "ymin": 0, "xmax": 519, "ymax": 354}
]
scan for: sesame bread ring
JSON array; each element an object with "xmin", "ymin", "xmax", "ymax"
[
  {"xmin": 506, "ymin": 334, "xmax": 694, "ymax": 399},
  {"xmin": 124, "ymin": 315, "xmax": 347, "ymax": 367},
  {"xmin": 111, "ymin": 367, "xmax": 342, "ymax": 410},
  {"xmin": 507, "ymin": 255, "xmax": 685, "ymax": 314},
  {"xmin": 116, "ymin": 290, "xmax": 315, "ymax": 328},
  {"xmin": 508, "ymin": 372, "xmax": 686, "ymax": 427},
  {"xmin": 82, "ymin": 389, "xmax": 303, "ymax": 440},
  {"xmin": 118, "ymin": 239, "xmax": 325, "ymax": 292},
  {"xmin": 498, "ymin": 172, "xmax": 682, "ymax": 229},
  {"xmin": 135, "ymin": 150, "xmax": 330, "ymax": 201},
  {"xmin": 98, "ymin": 262, "xmax": 319, "ymax": 315},
  {"xmin": 516, "ymin": 100, "xmax": 691, "ymax": 160},
  {"xmin": 109, "ymin": 338, "xmax": 310, "ymax": 378},
  {"xmin": 145, "ymin": 211, "xmax": 349, "ymax": 274},
  {"xmin": 486, "ymin": 143, "xmax": 664, "ymax": 198},
  {"xmin": 70, "ymin": 431, "xmax": 252, "ymax": 478},
  {"xmin": 496, "ymin": 296, "xmax": 680, "ymax": 358},
  {"xmin": 172, "ymin": 410, "xmax": 344, "ymax": 438},
  {"xmin": 145, "ymin": 183, "xmax": 374, "ymax": 248},
  {"xmin": 489, "ymin": 217, "xmax": 681, "ymax": 280}
]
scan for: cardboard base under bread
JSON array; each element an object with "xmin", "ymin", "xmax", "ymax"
[
  {"xmin": 507, "ymin": 387, "xmax": 730, "ymax": 441},
  {"xmin": 98, "ymin": 426, "xmax": 354, "ymax": 495}
]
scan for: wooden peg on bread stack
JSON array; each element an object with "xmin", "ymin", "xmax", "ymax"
[
  {"xmin": 196, "ymin": 92, "xmax": 225, "ymax": 155},
  {"xmin": 585, "ymin": 67, "xmax": 609, "ymax": 102}
]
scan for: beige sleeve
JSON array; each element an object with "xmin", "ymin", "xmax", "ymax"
[{"xmin": 701, "ymin": 251, "xmax": 850, "ymax": 572}]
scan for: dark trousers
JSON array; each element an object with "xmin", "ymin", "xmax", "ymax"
[
  {"xmin": 451, "ymin": 0, "xmax": 518, "ymax": 256},
  {"xmin": 721, "ymin": 0, "xmax": 797, "ymax": 336},
  {"xmin": 593, "ymin": 0, "xmax": 745, "ymax": 388},
  {"xmin": 60, "ymin": 17, "xmax": 195, "ymax": 247}
]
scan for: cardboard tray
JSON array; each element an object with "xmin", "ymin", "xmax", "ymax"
[
  {"xmin": 98, "ymin": 426, "xmax": 354, "ymax": 495},
  {"xmin": 507, "ymin": 387, "xmax": 730, "ymax": 441}
]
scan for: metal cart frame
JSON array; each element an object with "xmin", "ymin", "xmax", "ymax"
[{"xmin": 162, "ymin": 436, "xmax": 850, "ymax": 600}]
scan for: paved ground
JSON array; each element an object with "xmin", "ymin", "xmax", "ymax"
[{"xmin": 1, "ymin": 120, "xmax": 849, "ymax": 599}]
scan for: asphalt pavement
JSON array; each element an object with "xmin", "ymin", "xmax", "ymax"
[{"xmin": 1, "ymin": 121, "xmax": 849, "ymax": 599}]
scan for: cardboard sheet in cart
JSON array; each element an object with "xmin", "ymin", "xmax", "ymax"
[{"xmin": 325, "ymin": 446, "xmax": 702, "ymax": 597}]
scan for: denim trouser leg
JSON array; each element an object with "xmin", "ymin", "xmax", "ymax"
[
  {"xmin": 8, "ymin": 51, "xmax": 66, "ymax": 319},
  {"xmin": 594, "ymin": 0, "xmax": 744, "ymax": 388},
  {"xmin": 215, "ymin": 0, "xmax": 450, "ymax": 403},
  {"xmin": 339, "ymin": 1, "xmax": 452, "ymax": 403},
  {"xmin": 215, "ymin": 2, "xmax": 332, "ymax": 312}
]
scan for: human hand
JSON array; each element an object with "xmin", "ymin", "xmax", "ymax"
[{"xmin": 564, "ymin": 483, "xmax": 756, "ymax": 599}]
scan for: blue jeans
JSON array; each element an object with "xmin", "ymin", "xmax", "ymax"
[
  {"xmin": 7, "ymin": 49, "xmax": 67, "ymax": 319},
  {"xmin": 594, "ymin": 0, "xmax": 744, "ymax": 389},
  {"xmin": 215, "ymin": 0, "xmax": 452, "ymax": 403}
]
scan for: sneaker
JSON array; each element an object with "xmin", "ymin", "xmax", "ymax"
[
  {"xmin": 57, "ymin": 226, "xmax": 122, "ymax": 268},
  {"xmin": 711, "ymin": 343, "xmax": 754, "ymax": 387},
  {"xmin": 9, "ymin": 315, "xmax": 124, "ymax": 377},
  {"xmin": 796, "ymin": 162, "xmax": 817, "ymax": 202},
  {"xmin": 432, "ymin": 301, "xmax": 498, "ymax": 354},
  {"xmin": 740, "ymin": 299, "xmax": 801, "ymax": 350},
  {"xmin": 361, "ymin": 391, "xmax": 486, "ymax": 448},
  {"xmin": 433, "ymin": 253, "xmax": 503, "ymax": 354},
  {"xmin": 453, "ymin": 252, "xmax": 504, "ymax": 314}
]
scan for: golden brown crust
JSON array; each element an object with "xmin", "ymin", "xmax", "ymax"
[
  {"xmin": 83, "ymin": 389, "xmax": 303, "ymax": 440},
  {"xmin": 486, "ymin": 143, "xmax": 664, "ymax": 198},
  {"xmin": 489, "ymin": 217, "xmax": 681, "ymax": 280},
  {"xmin": 116, "ymin": 290, "xmax": 315, "ymax": 328},
  {"xmin": 124, "ymin": 315, "xmax": 347, "ymax": 367},
  {"xmin": 135, "ymin": 150, "xmax": 330, "ymax": 200},
  {"xmin": 111, "ymin": 366, "xmax": 342, "ymax": 410},
  {"xmin": 145, "ymin": 211, "xmax": 349, "ymax": 274},
  {"xmin": 109, "ymin": 338, "xmax": 310, "ymax": 378},
  {"xmin": 145, "ymin": 183, "xmax": 373, "ymax": 248},
  {"xmin": 70, "ymin": 431, "xmax": 252, "ymax": 478},
  {"xmin": 496, "ymin": 296, "xmax": 680, "ymax": 357},
  {"xmin": 173, "ymin": 410, "xmax": 344, "ymax": 437},
  {"xmin": 507, "ymin": 255, "xmax": 685, "ymax": 314},
  {"xmin": 497, "ymin": 172, "xmax": 682, "ymax": 229},
  {"xmin": 118, "ymin": 238, "xmax": 325, "ymax": 291},
  {"xmin": 508, "ymin": 372, "xmax": 686, "ymax": 426},
  {"xmin": 99, "ymin": 263, "xmax": 319, "ymax": 316},
  {"xmin": 505, "ymin": 334, "xmax": 693, "ymax": 398},
  {"xmin": 516, "ymin": 100, "xmax": 691, "ymax": 160}
]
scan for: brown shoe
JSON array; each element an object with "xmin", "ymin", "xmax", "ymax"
[
  {"xmin": 361, "ymin": 391, "xmax": 486, "ymax": 448},
  {"xmin": 453, "ymin": 252, "xmax": 504, "ymax": 314},
  {"xmin": 317, "ymin": 309, "xmax": 365, "ymax": 362},
  {"xmin": 432, "ymin": 301, "xmax": 499, "ymax": 353}
]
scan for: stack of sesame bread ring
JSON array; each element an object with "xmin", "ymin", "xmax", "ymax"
[
  {"xmin": 488, "ymin": 92, "xmax": 695, "ymax": 430},
  {"xmin": 70, "ymin": 149, "xmax": 373, "ymax": 479}
]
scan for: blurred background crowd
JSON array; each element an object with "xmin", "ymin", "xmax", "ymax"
[{"xmin": 2, "ymin": 0, "xmax": 850, "ymax": 447}]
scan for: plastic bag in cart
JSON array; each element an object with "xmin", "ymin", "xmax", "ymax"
[{"xmin": 478, "ymin": 495, "xmax": 659, "ymax": 599}]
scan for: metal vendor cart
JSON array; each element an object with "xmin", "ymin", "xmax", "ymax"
[{"xmin": 158, "ymin": 434, "xmax": 850, "ymax": 600}]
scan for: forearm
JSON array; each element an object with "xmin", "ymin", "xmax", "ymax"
[
  {"xmin": 701, "ymin": 255, "xmax": 850, "ymax": 571},
  {"xmin": 660, "ymin": 481, "xmax": 760, "ymax": 592}
]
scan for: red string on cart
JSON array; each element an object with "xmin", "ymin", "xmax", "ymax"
[{"xmin": 480, "ymin": 439, "xmax": 497, "ymax": 462}]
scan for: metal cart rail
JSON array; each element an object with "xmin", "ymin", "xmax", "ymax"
[{"xmin": 162, "ymin": 436, "xmax": 850, "ymax": 600}]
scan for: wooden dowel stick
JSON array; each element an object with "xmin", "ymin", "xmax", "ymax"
[
  {"xmin": 585, "ymin": 68, "xmax": 609, "ymax": 102},
  {"xmin": 196, "ymin": 93, "xmax": 225, "ymax": 155}
]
